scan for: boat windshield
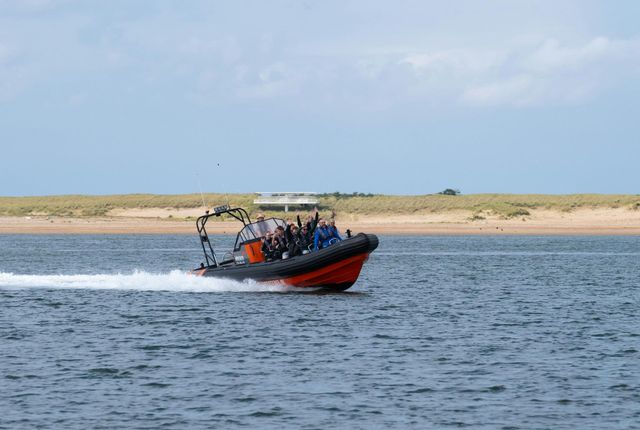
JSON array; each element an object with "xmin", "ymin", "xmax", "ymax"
[{"xmin": 235, "ymin": 218, "xmax": 287, "ymax": 248}]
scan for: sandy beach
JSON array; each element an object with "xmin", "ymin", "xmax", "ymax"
[{"xmin": 2, "ymin": 207, "xmax": 640, "ymax": 235}]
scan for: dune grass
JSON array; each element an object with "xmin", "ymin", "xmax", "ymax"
[
  {"xmin": 0, "ymin": 194, "xmax": 255, "ymax": 217},
  {"xmin": 321, "ymin": 193, "xmax": 640, "ymax": 217},
  {"xmin": 0, "ymin": 193, "xmax": 638, "ymax": 219}
]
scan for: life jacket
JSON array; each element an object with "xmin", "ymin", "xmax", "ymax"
[
  {"xmin": 298, "ymin": 232, "xmax": 310, "ymax": 249},
  {"xmin": 272, "ymin": 235, "xmax": 288, "ymax": 258},
  {"xmin": 328, "ymin": 226, "xmax": 342, "ymax": 240},
  {"xmin": 314, "ymin": 226, "xmax": 333, "ymax": 250},
  {"xmin": 261, "ymin": 239, "xmax": 275, "ymax": 259}
]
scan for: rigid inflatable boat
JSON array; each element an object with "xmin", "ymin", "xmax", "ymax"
[{"xmin": 192, "ymin": 205, "xmax": 378, "ymax": 292}]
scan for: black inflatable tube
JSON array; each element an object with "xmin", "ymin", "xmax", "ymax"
[{"xmin": 201, "ymin": 233, "xmax": 379, "ymax": 282}]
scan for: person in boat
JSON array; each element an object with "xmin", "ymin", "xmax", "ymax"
[
  {"xmin": 297, "ymin": 211, "xmax": 319, "ymax": 235},
  {"xmin": 251, "ymin": 213, "xmax": 269, "ymax": 237},
  {"xmin": 261, "ymin": 231, "xmax": 276, "ymax": 261},
  {"xmin": 285, "ymin": 223, "xmax": 312, "ymax": 257},
  {"xmin": 327, "ymin": 219, "xmax": 342, "ymax": 242},
  {"xmin": 298, "ymin": 224, "xmax": 312, "ymax": 252},
  {"xmin": 299, "ymin": 224, "xmax": 312, "ymax": 248},
  {"xmin": 272, "ymin": 225, "xmax": 288, "ymax": 258},
  {"xmin": 313, "ymin": 218, "xmax": 333, "ymax": 250},
  {"xmin": 296, "ymin": 214, "xmax": 314, "ymax": 246},
  {"xmin": 285, "ymin": 223, "xmax": 302, "ymax": 257}
]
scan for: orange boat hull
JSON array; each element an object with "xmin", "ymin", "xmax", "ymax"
[
  {"xmin": 194, "ymin": 233, "xmax": 379, "ymax": 292},
  {"xmin": 268, "ymin": 253, "xmax": 369, "ymax": 290}
]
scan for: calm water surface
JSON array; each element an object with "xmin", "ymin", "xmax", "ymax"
[{"xmin": 1, "ymin": 235, "xmax": 639, "ymax": 429}]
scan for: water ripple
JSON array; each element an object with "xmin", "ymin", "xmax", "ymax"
[{"xmin": 1, "ymin": 234, "xmax": 639, "ymax": 429}]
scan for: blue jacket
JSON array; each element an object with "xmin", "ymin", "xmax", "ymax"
[
  {"xmin": 328, "ymin": 226, "xmax": 342, "ymax": 241},
  {"xmin": 313, "ymin": 226, "xmax": 333, "ymax": 250}
]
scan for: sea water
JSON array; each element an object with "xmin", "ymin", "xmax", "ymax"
[{"xmin": 1, "ymin": 235, "xmax": 639, "ymax": 429}]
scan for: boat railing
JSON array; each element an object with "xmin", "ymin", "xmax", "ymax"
[
  {"xmin": 195, "ymin": 205, "xmax": 255, "ymax": 267},
  {"xmin": 196, "ymin": 217, "xmax": 218, "ymax": 267}
]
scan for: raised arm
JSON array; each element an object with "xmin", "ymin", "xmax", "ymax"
[{"xmin": 310, "ymin": 211, "xmax": 319, "ymax": 233}]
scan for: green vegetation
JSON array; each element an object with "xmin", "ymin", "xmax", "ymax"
[
  {"xmin": 319, "ymin": 193, "xmax": 640, "ymax": 217},
  {"xmin": 0, "ymin": 193, "xmax": 639, "ymax": 219},
  {"xmin": 468, "ymin": 213, "xmax": 486, "ymax": 221},
  {"xmin": 0, "ymin": 194, "xmax": 256, "ymax": 218},
  {"xmin": 317, "ymin": 192, "xmax": 376, "ymax": 198},
  {"xmin": 438, "ymin": 188, "xmax": 461, "ymax": 196},
  {"xmin": 504, "ymin": 208, "xmax": 531, "ymax": 219}
]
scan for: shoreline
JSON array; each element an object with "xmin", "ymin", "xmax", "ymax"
[{"xmin": 2, "ymin": 207, "xmax": 640, "ymax": 235}]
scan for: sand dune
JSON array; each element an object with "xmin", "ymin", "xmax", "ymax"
[{"xmin": 2, "ymin": 207, "xmax": 640, "ymax": 235}]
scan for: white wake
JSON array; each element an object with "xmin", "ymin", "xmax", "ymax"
[{"xmin": 0, "ymin": 270, "xmax": 294, "ymax": 293}]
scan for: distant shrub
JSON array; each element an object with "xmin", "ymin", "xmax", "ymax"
[
  {"xmin": 508, "ymin": 202, "xmax": 537, "ymax": 208},
  {"xmin": 80, "ymin": 207, "xmax": 109, "ymax": 217},
  {"xmin": 469, "ymin": 214, "xmax": 486, "ymax": 221},
  {"xmin": 317, "ymin": 192, "xmax": 374, "ymax": 199},
  {"xmin": 505, "ymin": 208, "xmax": 530, "ymax": 218},
  {"xmin": 438, "ymin": 189, "xmax": 460, "ymax": 196}
]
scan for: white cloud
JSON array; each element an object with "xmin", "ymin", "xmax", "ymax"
[
  {"xmin": 462, "ymin": 75, "xmax": 535, "ymax": 107},
  {"xmin": 387, "ymin": 36, "xmax": 640, "ymax": 108},
  {"xmin": 236, "ymin": 62, "xmax": 297, "ymax": 100},
  {"xmin": 523, "ymin": 37, "xmax": 611, "ymax": 73},
  {"xmin": 456, "ymin": 37, "xmax": 640, "ymax": 107},
  {"xmin": 0, "ymin": 1, "xmax": 639, "ymax": 111},
  {"xmin": 401, "ymin": 49, "xmax": 505, "ymax": 78}
]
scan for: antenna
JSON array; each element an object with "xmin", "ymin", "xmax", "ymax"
[
  {"xmin": 196, "ymin": 173, "xmax": 207, "ymax": 212},
  {"xmin": 217, "ymin": 162, "xmax": 230, "ymax": 207}
]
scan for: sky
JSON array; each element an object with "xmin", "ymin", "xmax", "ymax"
[{"xmin": 0, "ymin": 0, "xmax": 639, "ymax": 196}]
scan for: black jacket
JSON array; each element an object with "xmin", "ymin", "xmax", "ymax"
[
  {"xmin": 285, "ymin": 224, "xmax": 310, "ymax": 257},
  {"xmin": 261, "ymin": 238, "xmax": 276, "ymax": 260},
  {"xmin": 297, "ymin": 212, "xmax": 319, "ymax": 242},
  {"xmin": 272, "ymin": 234, "xmax": 287, "ymax": 254}
]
